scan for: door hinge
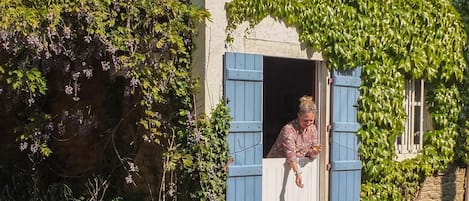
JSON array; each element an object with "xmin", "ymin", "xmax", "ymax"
[
  {"xmin": 327, "ymin": 77, "xmax": 333, "ymax": 85},
  {"xmin": 326, "ymin": 163, "xmax": 331, "ymax": 171},
  {"xmin": 327, "ymin": 124, "xmax": 332, "ymax": 132}
]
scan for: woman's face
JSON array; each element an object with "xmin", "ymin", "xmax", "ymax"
[{"xmin": 298, "ymin": 112, "xmax": 315, "ymax": 130}]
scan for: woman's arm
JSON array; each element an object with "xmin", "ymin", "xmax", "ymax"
[
  {"xmin": 289, "ymin": 160, "xmax": 304, "ymax": 188},
  {"xmin": 280, "ymin": 126, "xmax": 304, "ymax": 188}
]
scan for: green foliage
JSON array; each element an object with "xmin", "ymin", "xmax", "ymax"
[
  {"xmin": 15, "ymin": 111, "xmax": 53, "ymax": 157},
  {"xmin": 226, "ymin": 0, "xmax": 468, "ymax": 200},
  {"xmin": 454, "ymin": 0, "xmax": 469, "ymax": 166},
  {"xmin": 0, "ymin": 0, "xmax": 230, "ymax": 200},
  {"xmin": 157, "ymin": 101, "xmax": 231, "ymax": 201},
  {"xmin": 182, "ymin": 101, "xmax": 231, "ymax": 200}
]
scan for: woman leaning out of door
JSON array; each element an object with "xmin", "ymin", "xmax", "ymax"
[{"xmin": 266, "ymin": 95, "xmax": 322, "ymax": 188}]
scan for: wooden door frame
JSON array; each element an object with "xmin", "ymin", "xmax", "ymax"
[{"xmin": 316, "ymin": 61, "xmax": 330, "ymax": 201}]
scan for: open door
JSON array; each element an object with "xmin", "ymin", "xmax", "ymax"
[
  {"xmin": 330, "ymin": 68, "xmax": 362, "ymax": 201},
  {"xmin": 224, "ymin": 52, "xmax": 263, "ymax": 201},
  {"xmin": 261, "ymin": 57, "xmax": 319, "ymax": 201}
]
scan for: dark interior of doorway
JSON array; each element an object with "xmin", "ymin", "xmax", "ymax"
[{"xmin": 263, "ymin": 56, "xmax": 317, "ymax": 157}]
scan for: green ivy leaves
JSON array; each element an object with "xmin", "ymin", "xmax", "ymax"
[
  {"xmin": 226, "ymin": 0, "xmax": 468, "ymax": 200},
  {"xmin": 6, "ymin": 67, "xmax": 46, "ymax": 96},
  {"xmin": 179, "ymin": 101, "xmax": 231, "ymax": 201}
]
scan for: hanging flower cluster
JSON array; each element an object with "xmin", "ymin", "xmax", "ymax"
[{"xmin": 0, "ymin": 1, "xmax": 231, "ymax": 200}]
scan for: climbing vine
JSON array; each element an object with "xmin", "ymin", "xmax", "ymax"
[
  {"xmin": 226, "ymin": 0, "xmax": 468, "ymax": 200},
  {"xmin": 454, "ymin": 0, "xmax": 469, "ymax": 166},
  {"xmin": 181, "ymin": 102, "xmax": 232, "ymax": 200},
  {"xmin": 0, "ymin": 0, "xmax": 230, "ymax": 200}
]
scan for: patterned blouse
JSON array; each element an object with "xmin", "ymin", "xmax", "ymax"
[{"xmin": 266, "ymin": 119, "xmax": 318, "ymax": 163}]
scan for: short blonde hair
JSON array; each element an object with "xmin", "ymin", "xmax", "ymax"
[{"xmin": 298, "ymin": 95, "xmax": 317, "ymax": 115}]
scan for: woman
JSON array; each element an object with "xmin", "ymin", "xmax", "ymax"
[{"xmin": 266, "ymin": 95, "xmax": 322, "ymax": 188}]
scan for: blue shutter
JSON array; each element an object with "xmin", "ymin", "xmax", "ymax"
[
  {"xmin": 330, "ymin": 68, "xmax": 362, "ymax": 201},
  {"xmin": 224, "ymin": 52, "xmax": 263, "ymax": 201}
]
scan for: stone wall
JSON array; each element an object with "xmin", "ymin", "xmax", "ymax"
[{"xmin": 416, "ymin": 166, "xmax": 467, "ymax": 201}]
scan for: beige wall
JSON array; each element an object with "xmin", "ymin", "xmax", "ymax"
[
  {"xmin": 191, "ymin": 0, "xmax": 322, "ymax": 114},
  {"xmin": 190, "ymin": 1, "xmax": 327, "ymax": 200}
]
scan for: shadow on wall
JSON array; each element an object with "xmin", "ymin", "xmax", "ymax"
[{"xmin": 441, "ymin": 166, "xmax": 456, "ymax": 201}]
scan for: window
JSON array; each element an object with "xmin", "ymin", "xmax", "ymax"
[{"xmin": 396, "ymin": 80, "xmax": 429, "ymax": 160}]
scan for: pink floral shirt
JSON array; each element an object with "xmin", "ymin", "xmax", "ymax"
[{"xmin": 266, "ymin": 119, "xmax": 318, "ymax": 162}]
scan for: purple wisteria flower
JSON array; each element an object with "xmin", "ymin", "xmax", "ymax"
[
  {"xmin": 83, "ymin": 69, "xmax": 93, "ymax": 79},
  {"xmin": 72, "ymin": 72, "xmax": 80, "ymax": 80},
  {"xmin": 47, "ymin": 122, "xmax": 54, "ymax": 131},
  {"xmin": 125, "ymin": 174, "xmax": 135, "ymax": 185},
  {"xmin": 65, "ymin": 63, "xmax": 71, "ymax": 72},
  {"xmin": 194, "ymin": 130, "xmax": 201, "ymax": 143},
  {"xmin": 112, "ymin": 55, "xmax": 118, "ymax": 66},
  {"xmin": 19, "ymin": 142, "xmax": 28, "ymax": 151},
  {"xmin": 144, "ymin": 94, "xmax": 153, "ymax": 104},
  {"xmin": 168, "ymin": 183, "xmax": 176, "ymax": 196},
  {"xmin": 101, "ymin": 61, "xmax": 111, "ymax": 71},
  {"xmin": 27, "ymin": 98, "xmax": 35, "ymax": 106},
  {"xmin": 130, "ymin": 77, "xmax": 138, "ymax": 87},
  {"xmin": 85, "ymin": 15, "xmax": 93, "ymax": 24},
  {"xmin": 26, "ymin": 35, "xmax": 40, "ymax": 47},
  {"xmin": 128, "ymin": 162, "xmax": 139, "ymax": 172},
  {"xmin": 63, "ymin": 26, "xmax": 71, "ymax": 39},
  {"xmin": 143, "ymin": 135, "xmax": 151, "ymax": 143},
  {"xmin": 34, "ymin": 131, "xmax": 41, "ymax": 136},
  {"xmin": 45, "ymin": 51, "xmax": 51, "ymax": 59},
  {"xmin": 0, "ymin": 31, "xmax": 7, "ymax": 40},
  {"xmin": 65, "ymin": 85, "xmax": 73, "ymax": 95},
  {"xmin": 30, "ymin": 144, "xmax": 38, "ymax": 153},
  {"xmin": 57, "ymin": 121, "xmax": 65, "ymax": 135},
  {"xmin": 84, "ymin": 36, "xmax": 92, "ymax": 43},
  {"xmin": 46, "ymin": 13, "xmax": 54, "ymax": 21}
]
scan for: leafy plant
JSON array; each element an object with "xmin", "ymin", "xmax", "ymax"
[
  {"xmin": 0, "ymin": 0, "xmax": 231, "ymax": 200},
  {"xmin": 183, "ymin": 101, "xmax": 231, "ymax": 200}
]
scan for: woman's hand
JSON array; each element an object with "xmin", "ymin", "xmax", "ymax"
[
  {"xmin": 311, "ymin": 144, "xmax": 322, "ymax": 154},
  {"xmin": 295, "ymin": 172, "xmax": 304, "ymax": 188},
  {"xmin": 290, "ymin": 161, "xmax": 304, "ymax": 188}
]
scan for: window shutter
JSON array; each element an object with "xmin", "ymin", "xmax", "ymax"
[
  {"xmin": 330, "ymin": 68, "xmax": 362, "ymax": 201},
  {"xmin": 224, "ymin": 52, "xmax": 263, "ymax": 201}
]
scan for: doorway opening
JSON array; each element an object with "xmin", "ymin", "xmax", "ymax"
[{"xmin": 263, "ymin": 56, "xmax": 318, "ymax": 157}]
